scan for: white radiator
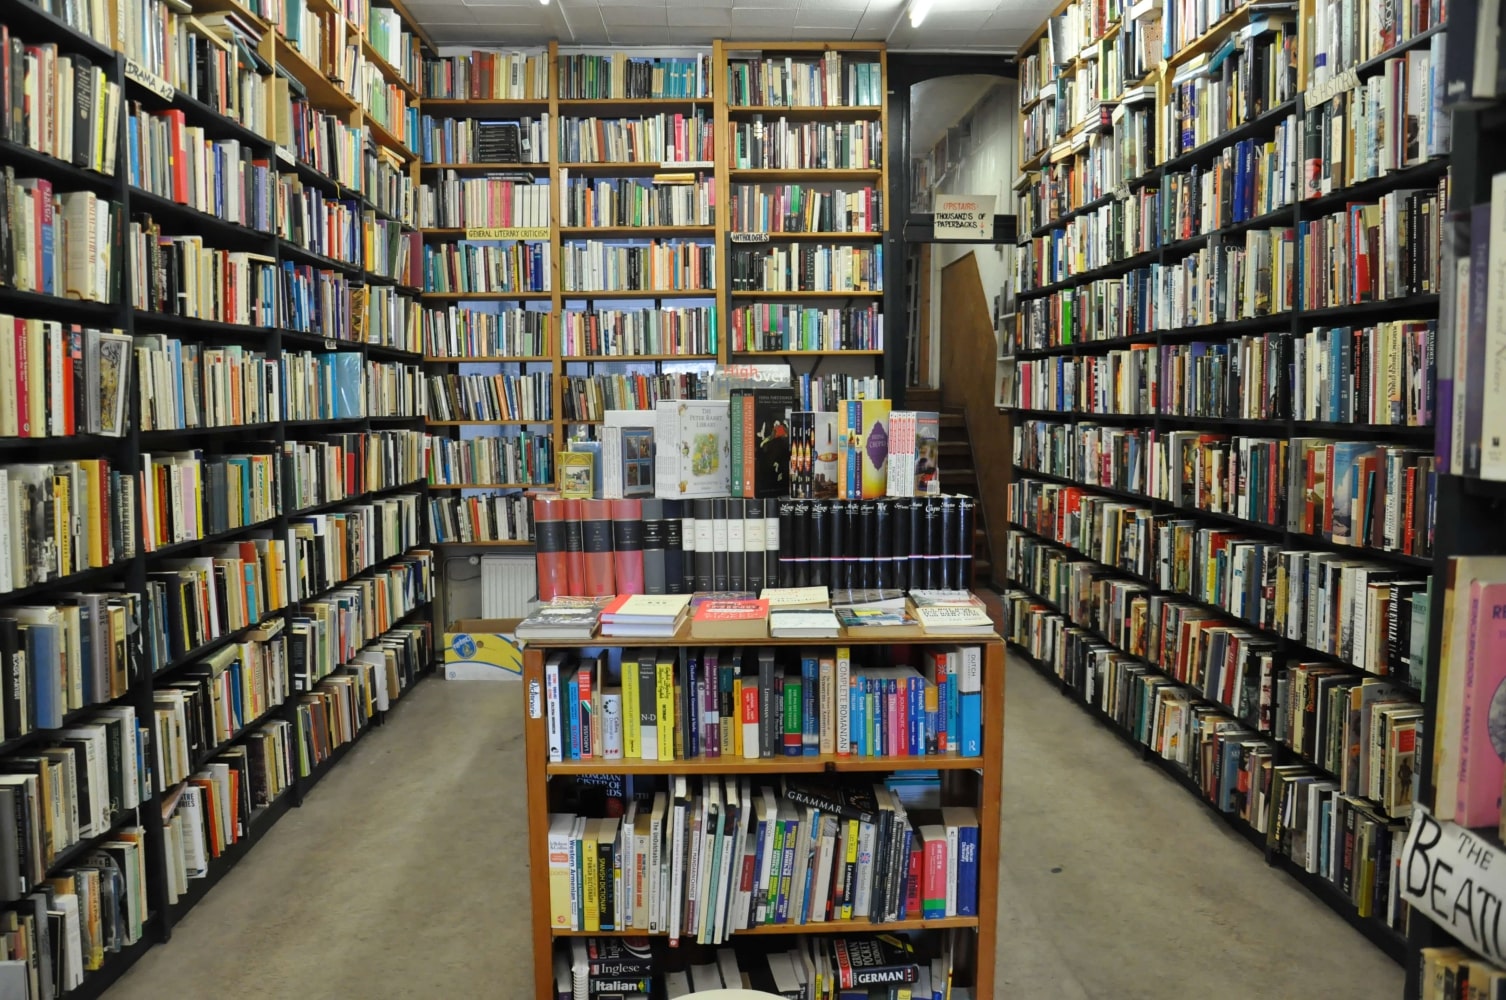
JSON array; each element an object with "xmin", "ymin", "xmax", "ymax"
[{"xmin": 481, "ymin": 555, "xmax": 536, "ymax": 618}]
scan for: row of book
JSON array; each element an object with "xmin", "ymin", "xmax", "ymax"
[
  {"xmin": 422, "ymin": 241, "xmax": 551, "ymax": 295},
  {"xmin": 0, "ymin": 319, "xmax": 131, "ymax": 439},
  {"xmin": 138, "ymin": 449, "xmax": 279, "ymax": 553},
  {"xmin": 1296, "ymin": 182, "xmax": 1445, "ymax": 309},
  {"xmin": 0, "ymin": 704, "xmax": 147, "ymax": 903},
  {"xmin": 417, "ymin": 172, "xmax": 550, "ymax": 231},
  {"xmin": 0, "ymin": 176, "xmax": 117, "ymax": 304},
  {"xmin": 560, "ymin": 306, "xmax": 717, "ymax": 358},
  {"xmin": 285, "ymin": 97, "xmax": 365, "ymax": 194},
  {"xmin": 126, "ymin": 111, "xmax": 273, "ymax": 233},
  {"xmin": 133, "ymin": 336, "xmax": 273, "ymax": 433},
  {"xmin": 729, "ymin": 304, "xmax": 883, "ymax": 355},
  {"xmin": 559, "ymin": 113, "xmax": 713, "ymax": 167},
  {"xmin": 561, "ymin": 176, "xmax": 715, "ymax": 230},
  {"xmin": 287, "ymin": 551, "xmax": 432, "ymax": 691},
  {"xmin": 281, "ymin": 429, "xmax": 426, "ymax": 515},
  {"xmin": 359, "ymin": 286, "xmax": 422, "ymax": 356},
  {"xmin": 417, "ymin": 114, "xmax": 549, "ymax": 167},
  {"xmin": 724, "ymin": 55, "xmax": 882, "ymax": 110},
  {"xmin": 1, "ymin": 29, "xmax": 121, "ymax": 176},
  {"xmin": 559, "ymin": 241, "xmax": 716, "ymax": 295},
  {"xmin": 160, "ymin": 716, "xmax": 294, "ymax": 901},
  {"xmin": 728, "ymin": 185, "xmax": 883, "ymax": 236},
  {"xmin": 428, "ymin": 492, "xmax": 532, "ymax": 544},
  {"xmin": 286, "ymin": 493, "xmax": 424, "ymax": 602},
  {"xmin": 421, "ymin": 304, "xmax": 550, "ymax": 359},
  {"xmin": 545, "ymin": 644, "xmax": 984, "ymax": 764},
  {"xmin": 555, "ymin": 932, "xmax": 963, "ymax": 1000},
  {"xmin": 365, "ymin": 7, "xmax": 419, "ymax": 91},
  {"xmin": 141, "ymin": 540, "xmax": 288, "ymax": 672},
  {"xmin": 420, "ymin": 50, "xmax": 548, "ymax": 101},
  {"xmin": 1007, "ymin": 600, "xmax": 1412, "ymax": 933},
  {"xmin": 1007, "ymin": 479, "xmax": 1433, "ymax": 686},
  {"xmin": 548, "ymin": 774, "xmax": 973, "ymax": 943},
  {"xmin": 533, "ymin": 495, "xmax": 975, "ymax": 601},
  {"xmin": 427, "ymin": 371, "xmax": 552, "ymax": 423},
  {"xmin": 558, "ymin": 373, "xmax": 704, "ymax": 424},
  {"xmin": 730, "ymin": 118, "xmax": 883, "ymax": 171},
  {"xmin": 355, "ymin": 62, "xmax": 420, "ymax": 152},
  {"xmin": 1162, "ymin": 20, "xmax": 1297, "ymax": 161},
  {"xmin": 558, "ymin": 54, "xmax": 711, "ymax": 102},
  {"xmin": 426, "ymin": 430, "xmax": 553, "ymax": 488},
  {"xmin": 0, "ymin": 460, "xmax": 136, "ymax": 590},
  {"xmin": 128, "ymin": 217, "xmax": 276, "ymax": 326},
  {"xmin": 151, "ymin": 621, "xmax": 288, "ymax": 792},
  {"xmin": 730, "ymin": 245, "xmax": 883, "ymax": 295}
]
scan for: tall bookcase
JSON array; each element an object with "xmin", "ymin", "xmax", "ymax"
[
  {"xmin": 520, "ymin": 633, "xmax": 1005, "ymax": 999},
  {"xmin": 418, "ymin": 41, "xmax": 891, "ymax": 551},
  {"xmin": 1002, "ymin": 0, "xmax": 1447, "ymax": 962},
  {"xmin": 0, "ymin": 0, "xmax": 436, "ymax": 992}
]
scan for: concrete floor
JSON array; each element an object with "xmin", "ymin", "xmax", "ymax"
[{"xmin": 107, "ymin": 656, "xmax": 1404, "ymax": 999}]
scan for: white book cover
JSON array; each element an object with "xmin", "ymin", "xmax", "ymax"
[
  {"xmin": 1483, "ymin": 172, "xmax": 1506, "ymax": 479},
  {"xmin": 655, "ymin": 399, "xmax": 729, "ymax": 498}
]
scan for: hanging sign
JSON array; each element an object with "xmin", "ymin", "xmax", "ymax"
[{"xmin": 933, "ymin": 194, "xmax": 996, "ymax": 240}]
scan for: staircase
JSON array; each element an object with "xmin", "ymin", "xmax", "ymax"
[{"xmin": 907, "ymin": 389, "xmax": 993, "ymax": 589}]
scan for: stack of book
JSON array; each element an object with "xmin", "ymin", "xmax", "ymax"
[
  {"xmin": 600, "ymin": 594, "xmax": 692, "ymax": 638},
  {"xmin": 516, "ymin": 596, "xmax": 614, "ymax": 641}
]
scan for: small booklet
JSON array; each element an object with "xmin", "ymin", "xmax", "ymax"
[
  {"xmin": 769, "ymin": 608, "xmax": 840, "ymax": 638},
  {"xmin": 514, "ymin": 596, "xmax": 614, "ymax": 640}
]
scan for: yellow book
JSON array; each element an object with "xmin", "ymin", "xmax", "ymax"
[
  {"xmin": 581, "ymin": 818, "xmax": 601, "ymax": 932},
  {"xmin": 622, "ymin": 658, "xmax": 640, "ymax": 759},
  {"xmin": 53, "ymin": 469, "xmax": 72, "ymax": 575},
  {"xmin": 730, "ymin": 678, "xmax": 742, "ymax": 758},
  {"xmin": 841, "ymin": 818, "xmax": 859, "ymax": 919},
  {"xmin": 656, "ymin": 652, "xmax": 676, "ymax": 760},
  {"xmin": 547, "ymin": 814, "xmax": 577, "ymax": 930}
]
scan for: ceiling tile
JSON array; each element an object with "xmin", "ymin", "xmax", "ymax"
[
  {"xmin": 731, "ymin": 0, "xmax": 800, "ymax": 8},
  {"xmin": 803, "ymin": 0, "xmax": 874, "ymax": 8},
  {"xmin": 724, "ymin": 24, "xmax": 796, "ymax": 38},
  {"xmin": 668, "ymin": 7, "xmax": 734, "ymax": 25},
  {"xmin": 601, "ymin": 5, "xmax": 670, "ymax": 23},
  {"xmin": 793, "ymin": 8, "xmax": 864, "ymax": 26},
  {"xmin": 731, "ymin": 6, "xmax": 800, "ymax": 23}
]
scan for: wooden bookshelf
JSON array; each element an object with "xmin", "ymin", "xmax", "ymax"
[
  {"xmin": 521, "ymin": 635, "xmax": 1004, "ymax": 998},
  {"xmin": 1006, "ymin": 0, "xmax": 1449, "ymax": 965}
]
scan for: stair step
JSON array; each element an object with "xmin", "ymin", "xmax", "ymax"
[{"xmin": 938, "ymin": 441, "xmax": 971, "ymax": 455}]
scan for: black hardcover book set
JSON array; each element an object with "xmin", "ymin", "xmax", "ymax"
[{"xmin": 775, "ymin": 495, "xmax": 974, "ymax": 591}]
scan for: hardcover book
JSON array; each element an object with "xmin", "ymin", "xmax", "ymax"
[
  {"xmin": 837, "ymin": 399, "xmax": 891, "ymax": 500},
  {"xmin": 654, "ymin": 399, "xmax": 730, "ymax": 499},
  {"xmin": 689, "ymin": 598, "xmax": 769, "ymax": 640}
]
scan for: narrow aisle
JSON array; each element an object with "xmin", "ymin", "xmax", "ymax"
[
  {"xmin": 997, "ymin": 655, "xmax": 1404, "ymax": 999},
  {"xmin": 110, "ymin": 680, "xmax": 531, "ymax": 999}
]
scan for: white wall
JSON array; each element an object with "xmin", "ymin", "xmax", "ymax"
[{"xmin": 922, "ymin": 80, "xmax": 1019, "ymax": 386}]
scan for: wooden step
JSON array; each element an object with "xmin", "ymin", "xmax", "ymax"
[{"xmin": 938, "ymin": 441, "xmax": 972, "ymax": 457}]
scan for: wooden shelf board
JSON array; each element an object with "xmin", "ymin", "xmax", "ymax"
[
  {"xmin": 557, "ymin": 97, "xmax": 714, "ymax": 110},
  {"xmin": 558, "ymin": 226, "xmax": 716, "ymax": 237},
  {"xmin": 360, "ymin": 37, "xmax": 420, "ymax": 99},
  {"xmin": 421, "ymin": 97, "xmax": 549, "ymax": 110},
  {"xmin": 560, "ymin": 289, "xmax": 716, "ymax": 299},
  {"xmin": 427, "ymin": 483, "xmax": 545, "ymax": 490},
  {"xmin": 732, "ymin": 349, "xmax": 885, "ymax": 356},
  {"xmin": 274, "ymin": 35, "xmax": 357, "ymax": 115},
  {"xmin": 423, "ymin": 355, "xmax": 553, "ymax": 363},
  {"xmin": 550, "ymin": 917, "xmax": 978, "ymax": 938},
  {"xmin": 420, "ymin": 292, "xmax": 553, "ymax": 300},
  {"xmin": 730, "ymin": 290, "xmax": 883, "ymax": 298},
  {"xmin": 562, "ymin": 354, "xmax": 719, "ymax": 362},
  {"xmin": 726, "ymin": 104, "xmax": 883, "ymax": 118},
  {"xmin": 365, "ymin": 113, "xmax": 417, "ymax": 162},
  {"xmin": 558, "ymin": 161, "xmax": 711, "ymax": 173},
  {"xmin": 420, "ymin": 161, "xmax": 551, "ymax": 171},
  {"xmin": 525, "ymin": 629, "xmax": 1001, "ymax": 648},
  {"xmin": 729, "ymin": 168, "xmax": 882, "ymax": 180},
  {"xmin": 546, "ymin": 753, "xmax": 981, "ymax": 776}
]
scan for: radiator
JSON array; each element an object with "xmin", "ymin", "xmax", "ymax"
[{"xmin": 481, "ymin": 555, "xmax": 536, "ymax": 618}]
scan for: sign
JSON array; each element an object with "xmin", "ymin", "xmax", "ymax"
[
  {"xmin": 465, "ymin": 227, "xmax": 550, "ymax": 240},
  {"xmin": 528, "ymin": 679, "xmax": 542, "ymax": 718},
  {"xmin": 1307, "ymin": 67, "xmax": 1361, "ymax": 109},
  {"xmin": 730, "ymin": 232, "xmax": 770, "ymax": 243},
  {"xmin": 125, "ymin": 59, "xmax": 174, "ymax": 101},
  {"xmin": 934, "ymin": 194, "xmax": 996, "ymax": 241},
  {"xmin": 1400, "ymin": 805, "xmax": 1506, "ymax": 962}
]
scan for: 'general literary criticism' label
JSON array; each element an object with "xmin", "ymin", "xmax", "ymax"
[
  {"xmin": 1400, "ymin": 805, "xmax": 1506, "ymax": 961},
  {"xmin": 125, "ymin": 59, "xmax": 174, "ymax": 101},
  {"xmin": 465, "ymin": 227, "xmax": 550, "ymax": 240}
]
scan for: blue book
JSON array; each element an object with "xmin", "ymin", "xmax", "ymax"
[
  {"xmin": 334, "ymin": 352, "xmax": 363, "ymax": 418},
  {"xmin": 801, "ymin": 652, "xmax": 819, "ymax": 755},
  {"xmin": 567, "ymin": 678, "xmax": 581, "ymax": 759},
  {"xmin": 774, "ymin": 818, "xmax": 797, "ymax": 923},
  {"xmin": 799, "ymin": 810, "xmax": 820, "ymax": 922},
  {"xmin": 907, "ymin": 676, "xmax": 920, "ymax": 756},
  {"xmin": 947, "ymin": 658, "xmax": 960, "ymax": 753},
  {"xmin": 27, "ymin": 623, "xmax": 62, "ymax": 729},
  {"xmin": 960, "ymin": 688, "xmax": 981, "ymax": 758},
  {"xmin": 950, "ymin": 808, "xmax": 980, "ymax": 917}
]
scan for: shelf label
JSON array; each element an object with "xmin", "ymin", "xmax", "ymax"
[
  {"xmin": 935, "ymin": 194, "xmax": 996, "ymax": 241},
  {"xmin": 125, "ymin": 59, "xmax": 174, "ymax": 101},
  {"xmin": 465, "ymin": 227, "xmax": 550, "ymax": 240},
  {"xmin": 1307, "ymin": 66, "xmax": 1360, "ymax": 109},
  {"xmin": 528, "ymin": 679, "xmax": 542, "ymax": 719},
  {"xmin": 731, "ymin": 232, "xmax": 771, "ymax": 243},
  {"xmin": 1400, "ymin": 805, "xmax": 1506, "ymax": 962}
]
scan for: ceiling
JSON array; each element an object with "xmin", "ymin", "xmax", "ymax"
[
  {"xmin": 909, "ymin": 74, "xmax": 1002, "ymax": 155},
  {"xmin": 409, "ymin": 0, "xmax": 1053, "ymax": 52}
]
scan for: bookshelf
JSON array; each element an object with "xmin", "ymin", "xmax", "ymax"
[
  {"xmin": 1003, "ymin": 0, "xmax": 1447, "ymax": 964},
  {"xmin": 418, "ymin": 41, "xmax": 892, "ymax": 549},
  {"xmin": 0, "ymin": 0, "xmax": 436, "ymax": 991},
  {"xmin": 520, "ymin": 632, "xmax": 1005, "ymax": 998}
]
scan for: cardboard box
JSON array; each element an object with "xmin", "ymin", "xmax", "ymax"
[{"xmin": 444, "ymin": 619, "xmax": 523, "ymax": 681}]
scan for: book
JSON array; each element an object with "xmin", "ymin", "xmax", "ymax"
[
  {"xmin": 690, "ymin": 599, "xmax": 769, "ymax": 640},
  {"xmin": 600, "ymin": 594, "xmax": 691, "ymax": 638},
  {"xmin": 655, "ymin": 399, "xmax": 730, "ymax": 499},
  {"xmin": 516, "ymin": 597, "xmax": 613, "ymax": 641},
  {"xmin": 760, "ymin": 587, "xmax": 831, "ymax": 610},
  {"xmin": 558, "ymin": 450, "xmax": 595, "ymax": 500},
  {"xmin": 908, "ymin": 593, "xmax": 993, "ymax": 636},
  {"xmin": 769, "ymin": 609, "xmax": 840, "ymax": 639},
  {"xmin": 837, "ymin": 398, "xmax": 892, "ymax": 500}
]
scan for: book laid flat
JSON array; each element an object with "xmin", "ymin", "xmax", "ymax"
[
  {"xmin": 600, "ymin": 593, "xmax": 692, "ymax": 637},
  {"xmin": 515, "ymin": 597, "xmax": 613, "ymax": 640},
  {"xmin": 769, "ymin": 608, "xmax": 841, "ymax": 638},
  {"xmin": 690, "ymin": 598, "xmax": 769, "ymax": 640},
  {"xmin": 760, "ymin": 586, "xmax": 831, "ymax": 609}
]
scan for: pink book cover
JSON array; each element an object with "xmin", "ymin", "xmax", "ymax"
[
  {"xmin": 1457, "ymin": 580, "xmax": 1506, "ymax": 826},
  {"xmin": 610, "ymin": 498, "xmax": 645, "ymax": 595}
]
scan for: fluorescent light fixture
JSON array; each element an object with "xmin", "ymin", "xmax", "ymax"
[
  {"xmin": 909, "ymin": 0, "xmax": 934, "ymax": 27},
  {"xmin": 539, "ymin": 0, "xmax": 548, "ymax": 4}
]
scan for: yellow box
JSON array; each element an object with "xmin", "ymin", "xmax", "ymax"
[{"xmin": 444, "ymin": 619, "xmax": 523, "ymax": 681}]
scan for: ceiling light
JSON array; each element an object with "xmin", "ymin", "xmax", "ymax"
[{"xmin": 909, "ymin": 0, "xmax": 934, "ymax": 27}]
